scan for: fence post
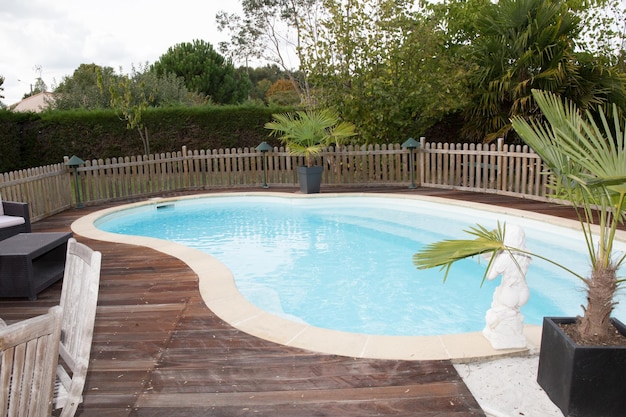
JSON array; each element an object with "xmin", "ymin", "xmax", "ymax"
[
  {"xmin": 497, "ymin": 138, "xmax": 504, "ymax": 191},
  {"xmin": 182, "ymin": 146, "xmax": 189, "ymax": 189},
  {"xmin": 418, "ymin": 137, "xmax": 426, "ymax": 187}
]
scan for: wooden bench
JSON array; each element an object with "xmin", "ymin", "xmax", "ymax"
[{"xmin": 0, "ymin": 232, "xmax": 72, "ymax": 300}]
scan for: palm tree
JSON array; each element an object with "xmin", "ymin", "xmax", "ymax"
[
  {"xmin": 463, "ymin": 0, "xmax": 625, "ymax": 143},
  {"xmin": 264, "ymin": 109, "xmax": 357, "ymax": 167},
  {"xmin": 414, "ymin": 89, "xmax": 626, "ymax": 341}
]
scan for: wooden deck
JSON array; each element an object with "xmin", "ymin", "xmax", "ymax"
[{"xmin": 0, "ymin": 187, "xmax": 585, "ymax": 416}]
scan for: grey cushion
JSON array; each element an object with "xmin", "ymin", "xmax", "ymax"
[{"xmin": 0, "ymin": 215, "xmax": 25, "ymax": 228}]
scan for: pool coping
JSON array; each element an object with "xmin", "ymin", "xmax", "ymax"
[{"xmin": 71, "ymin": 191, "xmax": 614, "ymax": 362}]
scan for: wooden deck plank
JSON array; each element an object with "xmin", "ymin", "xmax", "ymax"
[
  {"xmin": 1, "ymin": 186, "xmax": 586, "ymax": 416},
  {"xmin": 135, "ymin": 382, "xmax": 475, "ymax": 406}
]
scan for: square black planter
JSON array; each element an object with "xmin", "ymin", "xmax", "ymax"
[
  {"xmin": 297, "ymin": 166, "xmax": 324, "ymax": 194},
  {"xmin": 537, "ymin": 317, "xmax": 626, "ymax": 417}
]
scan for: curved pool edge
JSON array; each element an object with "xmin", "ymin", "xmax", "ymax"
[{"xmin": 70, "ymin": 191, "xmax": 596, "ymax": 362}]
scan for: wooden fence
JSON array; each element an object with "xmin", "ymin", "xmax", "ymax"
[
  {"xmin": 0, "ymin": 139, "xmax": 549, "ymax": 221},
  {"xmin": 0, "ymin": 164, "xmax": 72, "ymax": 221},
  {"xmin": 420, "ymin": 139, "xmax": 547, "ymax": 197}
]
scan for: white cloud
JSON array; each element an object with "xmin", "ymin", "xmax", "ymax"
[{"xmin": 1, "ymin": 0, "xmax": 242, "ymax": 105}]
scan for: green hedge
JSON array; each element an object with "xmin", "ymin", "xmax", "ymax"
[{"xmin": 0, "ymin": 105, "xmax": 293, "ymax": 173}]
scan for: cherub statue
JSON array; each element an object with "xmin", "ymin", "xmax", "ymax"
[{"xmin": 482, "ymin": 224, "xmax": 531, "ymax": 349}]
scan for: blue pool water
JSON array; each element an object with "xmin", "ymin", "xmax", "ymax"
[{"xmin": 96, "ymin": 195, "xmax": 626, "ymax": 336}]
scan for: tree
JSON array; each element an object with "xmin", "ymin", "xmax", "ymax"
[
  {"xmin": 421, "ymin": 0, "xmax": 491, "ymax": 48},
  {"xmin": 100, "ymin": 67, "xmax": 152, "ymax": 156},
  {"xmin": 512, "ymin": 90, "xmax": 626, "ymax": 339},
  {"xmin": 216, "ymin": 8, "xmax": 265, "ymax": 67},
  {"xmin": 130, "ymin": 63, "xmax": 200, "ymax": 107},
  {"xmin": 302, "ymin": 0, "xmax": 470, "ymax": 143},
  {"xmin": 463, "ymin": 0, "xmax": 579, "ymax": 141},
  {"xmin": 244, "ymin": 64, "xmax": 293, "ymax": 102},
  {"xmin": 571, "ymin": 0, "xmax": 626, "ymax": 112},
  {"xmin": 151, "ymin": 40, "xmax": 251, "ymax": 104},
  {"xmin": 55, "ymin": 63, "xmax": 198, "ymax": 110},
  {"xmin": 265, "ymin": 79, "xmax": 300, "ymax": 105},
  {"xmin": 571, "ymin": 0, "xmax": 626, "ymax": 63},
  {"xmin": 54, "ymin": 63, "xmax": 119, "ymax": 110},
  {"xmin": 463, "ymin": 0, "xmax": 626, "ymax": 142},
  {"xmin": 216, "ymin": 0, "xmax": 321, "ymax": 104}
]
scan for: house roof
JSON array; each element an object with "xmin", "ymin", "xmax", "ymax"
[{"xmin": 11, "ymin": 92, "xmax": 55, "ymax": 112}]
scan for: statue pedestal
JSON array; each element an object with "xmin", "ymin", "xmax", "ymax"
[{"xmin": 483, "ymin": 309, "xmax": 526, "ymax": 349}]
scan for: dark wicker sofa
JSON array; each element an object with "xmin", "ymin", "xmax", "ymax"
[{"xmin": 0, "ymin": 201, "xmax": 31, "ymax": 241}]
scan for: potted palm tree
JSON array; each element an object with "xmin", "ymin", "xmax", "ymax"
[
  {"xmin": 265, "ymin": 109, "xmax": 356, "ymax": 193},
  {"xmin": 413, "ymin": 90, "xmax": 626, "ymax": 417}
]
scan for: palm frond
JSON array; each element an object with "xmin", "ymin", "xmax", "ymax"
[
  {"xmin": 512, "ymin": 89, "xmax": 626, "ymax": 271},
  {"xmin": 413, "ymin": 223, "xmax": 507, "ymax": 283}
]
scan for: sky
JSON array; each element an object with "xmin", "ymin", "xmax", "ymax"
[{"xmin": 0, "ymin": 0, "xmax": 243, "ymax": 106}]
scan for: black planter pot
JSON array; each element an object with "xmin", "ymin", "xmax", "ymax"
[
  {"xmin": 297, "ymin": 166, "xmax": 324, "ymax": 194},
  {"xmin": 537, "ymin": 317, "xmax": 626, "ymax": 417}
]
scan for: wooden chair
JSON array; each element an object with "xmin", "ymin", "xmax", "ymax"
[
  {"xmin": 0, "ymin": 306, "xmax": 63, "ymax": 417},
  {"xmin": 53, "ymin": 238, "xmax": 101, "ymax": 417}
]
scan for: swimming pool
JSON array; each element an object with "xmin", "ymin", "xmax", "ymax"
[{"xmin": 94, "ymin": 193, "xmax": 626, "ymax": 338}]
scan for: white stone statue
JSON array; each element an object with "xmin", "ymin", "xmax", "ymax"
[{"xmin": 482, "ymin": 224, "xmax": 531, "ymax": 349}]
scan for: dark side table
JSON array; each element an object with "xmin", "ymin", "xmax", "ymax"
[{"xmin": 0, "ymin": 232, "xmax": 72, "ymax": 300}]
